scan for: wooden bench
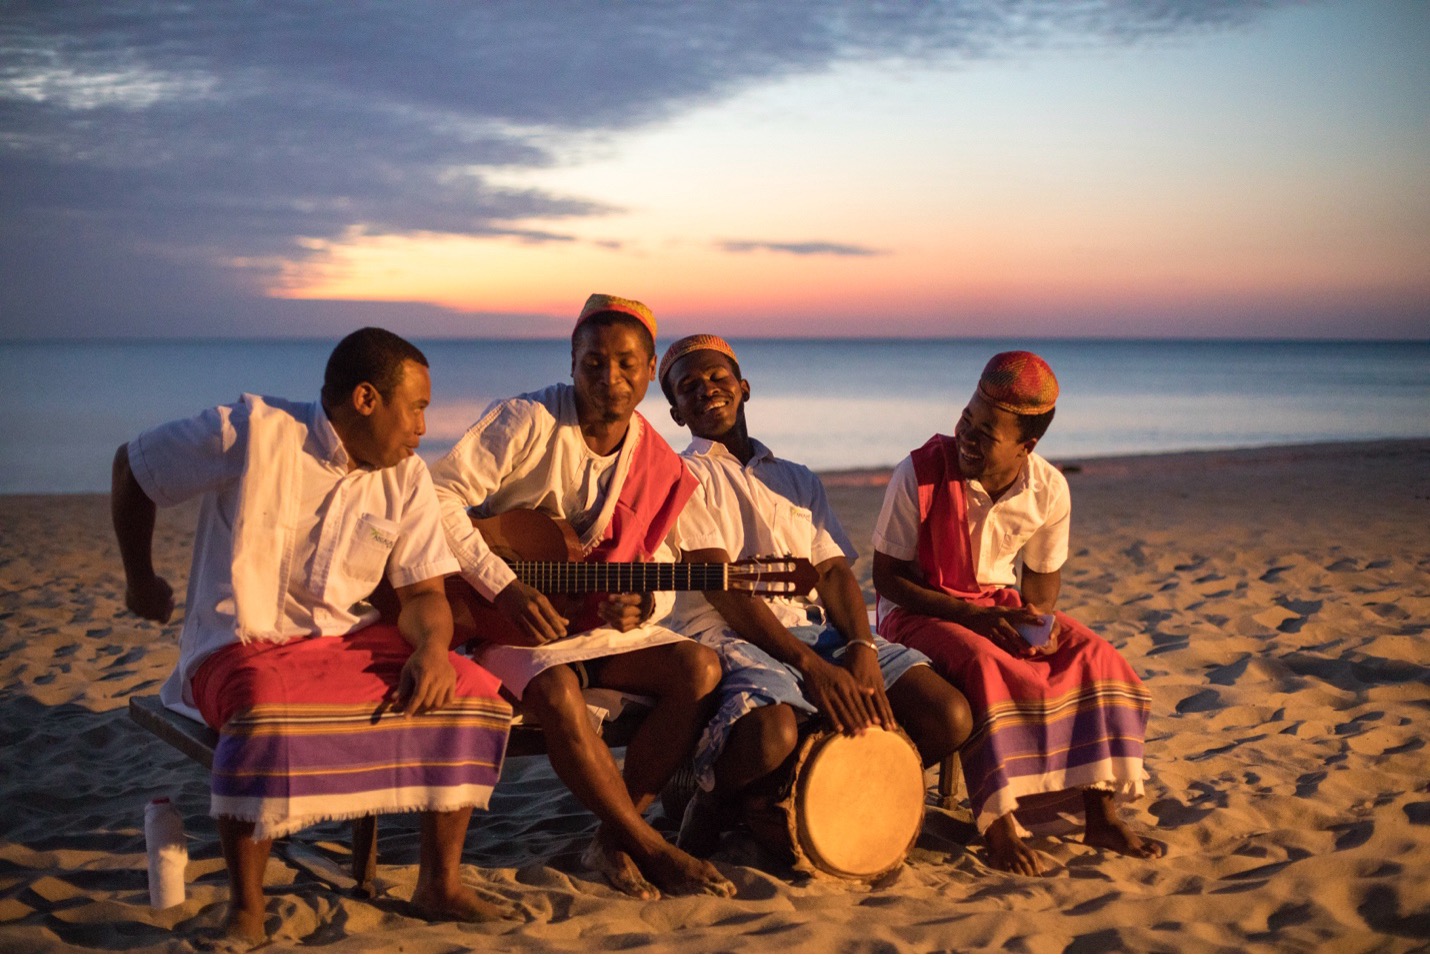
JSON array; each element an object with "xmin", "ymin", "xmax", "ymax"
[
  {"xmin": 128, "ymin": 691, "xmax": 653, "ymax": 896},
  {"xmin": 129, "ymin": 686, "xmax": 964, "ymax": 895}
]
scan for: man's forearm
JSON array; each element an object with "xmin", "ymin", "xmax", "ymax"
[
  {"xmin": 817, "ymin": 558, "xmax": 875, "ymax": 644},
  {"xmin": 871, "ymin": 551, "xmax": 984, "ymax": 625},
  {"xmin": 1019, "ymin": 567, "xmax": 1061, "ymax": 613},
  {"xmin": 396, "ymin": 583, "xmax": 456, "ymax": 653},
  {"xmin": 111, "ymin": 444, "xmax": 157, "ymax": 582}
]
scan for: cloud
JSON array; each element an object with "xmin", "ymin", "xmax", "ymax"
[
  {"xmin": 718, "ymin": 239, "xmax": 887, "ymax": 257},
  {"xmin": 0, "ymin": 0, "xmax": 1300, "ymax": 336}
]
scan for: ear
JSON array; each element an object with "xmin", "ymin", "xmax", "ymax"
[
  {"xmin": 740, "ymin": 379, "xmax": 751, "ymax": 404},
  {"xmin": 669, "ymin": 404, "xmax": 686, "ymax": 427},
  {"xmin": 1021, "ymin": 435, "xmax": 1039, "ymax": 454},
  {"xmin": 351, "ymin": 382, "xmax": 381, "ymax": 417}
]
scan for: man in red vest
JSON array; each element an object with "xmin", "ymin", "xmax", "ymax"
[
  {"xmin": 430, "ymin": 295, "xmax": 734, "ymax": 899},
  {"xmin": 872, "ymin": 351, "xmax": 1164, "ymax": 876}
]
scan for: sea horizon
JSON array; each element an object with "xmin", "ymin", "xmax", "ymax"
[{"xmin": 3, "ymin": 336, "xmax": 1427, "ymax": 494}]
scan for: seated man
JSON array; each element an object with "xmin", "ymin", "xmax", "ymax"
[
  {"xmin": 871, "ymin": 350, "xmax": 1163, "ymax": 876},
  {"xmin": 111, "ymin": 328, "xmax": 513, "ymax": 943},
  {"xmin": 429, "ymin": 294, "xmax": 733, "ymax": 900},
  {"xmin": 657, "ymin": 334, "xmax": 973, "ymax": 854}
]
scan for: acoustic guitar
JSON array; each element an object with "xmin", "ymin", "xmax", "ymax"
[{"xmin": 372, "ymin": 508, "xmax": 818, "ymax": 647}]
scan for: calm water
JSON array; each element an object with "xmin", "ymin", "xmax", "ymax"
[{"xmin": 2, "ymin": 338, "xmax": 1427, "ymax": 494}]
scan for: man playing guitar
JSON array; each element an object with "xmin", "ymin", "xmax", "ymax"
[{"xmin": 430, "ymin": 294, "xmax": 735, "ymax": 900}]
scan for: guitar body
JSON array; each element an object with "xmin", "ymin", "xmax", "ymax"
[{"xmin": 449, "ymin": 510, "xmax": 592, "ymax": 647}]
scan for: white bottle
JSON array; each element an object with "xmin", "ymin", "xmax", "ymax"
[{"xmin": 144, "ymin": 797, "xmax": 188, "ymax": 909}]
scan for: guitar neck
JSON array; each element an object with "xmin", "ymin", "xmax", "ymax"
[{"xmin": 510, "ymin": 561, "xmax": 728, "ymax": 594}]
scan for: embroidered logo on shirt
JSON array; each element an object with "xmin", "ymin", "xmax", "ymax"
[{"xmin": 365, "ymin": 525, "xmax": 396, "ymax": 550}]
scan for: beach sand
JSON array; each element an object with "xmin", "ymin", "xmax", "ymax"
[{"xmin": 2, "ymin": 439, "xmax": 1427, "ymax": 952}]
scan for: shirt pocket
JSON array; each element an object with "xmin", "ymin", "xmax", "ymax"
[
  {"xmin": 342, "ymin": 513, "xmax": 401, "ymax": 587},
  {"xmin": 768, "ymin": 502, "xmax": 818, "ymax": 566},
  {"xmin": 998, "ymin": 517, "xmax": 1039, "ymax": 557}
]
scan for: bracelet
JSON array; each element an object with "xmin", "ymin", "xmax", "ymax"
[{"xmin": 848, "ymin": 639, "xmax": 878, "ymax": 652}]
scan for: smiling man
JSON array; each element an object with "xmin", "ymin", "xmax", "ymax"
[
  {"xmin": 429, "ymin": 295, "xmax": 734, "ymax": 900},
  {"xmin": 111, "ymin": 328, "xmax": 513, "ymax": 943},
  {"xmin": 871, "ymin": 350, "xmax": 1162, "ymax": 876},
  {"xmin": 658, "ymin": 334, "xmax": 972, "ymax": 858}
]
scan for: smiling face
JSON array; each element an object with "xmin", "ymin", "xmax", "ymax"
[
  {"xmin": 954, "ymin": 390, "xmax": 1034, "ymax": 491},
  {"xmin": 666, "ymin": 349, "xmax": 749, "ymax": 441},
  {"xmin": 350, "ymin": 358, "xmax": 430, "ymax": 469},
  {"xmin": 571, "ymin": 318, "xmax": 655, "ymax": 427}
]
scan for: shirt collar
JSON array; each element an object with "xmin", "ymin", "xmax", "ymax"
[
  {"xmin": 309, "ymin": 397, "xmax": 350, "ymax": 469},
  {"xmin": 967, "ymin": 456, "xmax": 1038, "ymax": 498},
  {"xmin": 682, "ymin": 435, "xmax": 775, "ymax": 468}
]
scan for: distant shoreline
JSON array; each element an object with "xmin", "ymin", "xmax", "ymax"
[{"xmin": 816, "ymin": 436, "xmax": 1430, "ymax": 486}]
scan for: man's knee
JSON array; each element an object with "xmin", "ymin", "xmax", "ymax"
[
  {"xmin": 664, "ymin": 640, "xmax": 722, "ymax": 698},
  {"xmin": 723, "ymin": 704, "xmax": 799, "ymax": 784},
  {"xmin": 892, "ymin": 668, "xmax": 973, "ymax": 759},
  {"xmin": 522, "ymin": 665, "xmax": 586, "ymax": 721}
]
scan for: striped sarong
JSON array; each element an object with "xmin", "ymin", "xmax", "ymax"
[
  {"xmin": 192, "ymin": 623, "xmax": 511, "ymax": 840},
  {"xmin": 881, "ymin": 590, "xmax": 1149, "ymax": 832}
]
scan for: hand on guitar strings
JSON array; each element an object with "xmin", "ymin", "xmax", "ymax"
[
  {"xmin": 597, "ymin": 592, "xmax": 655, "ymax": 632},
  {"xmin": 494, "ymin": 580, "xmax": 569, "ymax": 645}
]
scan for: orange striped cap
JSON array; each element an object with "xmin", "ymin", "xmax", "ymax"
[
  {"xmin": 575, "ymin": 293, "xmax": 657, "ymax": 340},
  {"xmin": 977, "ymin": 351, "xmax": 1059, "ymax": 415},
  {"xmin": 658, "ymin": 333, "xmax": 739, "ymax": 395}
]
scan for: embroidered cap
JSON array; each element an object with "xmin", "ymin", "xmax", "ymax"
[
  {"xmin": 658, "ymin": 333, "xmax": 739, "ymax": 401},
  {"xmin": 575, "ymin": 293, "xmax": 657, "ymax": 340},
  {"xmin": 977, "ymin": 351, "xmax": 1059, "ymax": 415}
]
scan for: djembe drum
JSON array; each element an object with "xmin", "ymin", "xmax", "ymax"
[{"xmin": 743, "ymin": 725, "xmax": 926, "ymax": 881}]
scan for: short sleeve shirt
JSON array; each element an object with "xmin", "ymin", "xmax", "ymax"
[
  {"xmin": 129, "ymin": 396, "xmax": 458, "ymax": 719},
  {"xmin": 670, "ymin": 437, "xmax": 853, "ymax": 638},
  {"xmin": 873, "ymin": 449, "xmax": 1071, "ymax": 616}
]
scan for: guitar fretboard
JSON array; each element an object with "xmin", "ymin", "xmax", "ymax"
[{"xmin": 511, "ymin": 562, "xmax": 729, "ymax": 594}]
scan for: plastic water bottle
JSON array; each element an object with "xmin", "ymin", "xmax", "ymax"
[{"xmin": 144, "ymin": 797, "xmax": 187, "ymax": 909}]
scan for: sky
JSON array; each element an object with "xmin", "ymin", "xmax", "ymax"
[{"xmin": 1, "ymin": 0, "xmax": 1427, "ymax": 341}]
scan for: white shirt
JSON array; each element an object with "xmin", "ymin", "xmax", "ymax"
[
  {"xmin": 129, "ymin": 396, "xmax": 459, "ymax": 721},
  {"xmin": 429, "ymin": 383, "xmax": 724, "ymax": 621},
  {"xmin": 670, "ymin": 437, "xmax": 853, "ymax": 639},
  {"xmin": 872, "ymin": 449, "xmax": 1070, "ymax": 621}
]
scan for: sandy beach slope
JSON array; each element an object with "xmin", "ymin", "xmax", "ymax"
[{"xmin": 1, "ymin": 439, "xmax": 1427, "ymax": 952}]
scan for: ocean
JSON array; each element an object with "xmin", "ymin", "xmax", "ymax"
[{"xmin": 2, "ymin": 338, "xmax": 1427, "ymax": 494}]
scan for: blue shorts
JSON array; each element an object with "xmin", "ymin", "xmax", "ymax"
[{"xmin": 690, "ymin": 623, "xmax": 930, "ymax": 791}]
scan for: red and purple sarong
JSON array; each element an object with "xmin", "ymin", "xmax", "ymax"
[
  {"xmin": 193, "ymin": 623, "xmax": 511, "ymax": 839},
  {"xmin": 878, "ymin": 435, "xmax": 1149, "ymax": 832}
]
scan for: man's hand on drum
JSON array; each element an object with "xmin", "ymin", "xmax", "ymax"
[
  {"xmin": 494, "ymin": 580, "xmax": 568, "ymax": 645},
  {"xmin": 843, "ymin": 642, "xmax": 898, "ymax": 730},
  {"xmin": 802, "ymin": 656, "xmax": 892, "ymax": 736},
  {"xmin": 598, "ymin": 592, "xmax": 653, "ymax": 632}
]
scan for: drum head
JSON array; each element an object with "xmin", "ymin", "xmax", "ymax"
[{"xmin": 794, "ymin": 727, "xmax": 925, "ymax": 880}]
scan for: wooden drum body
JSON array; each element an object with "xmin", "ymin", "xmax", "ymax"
[{"xmin": 744, "ymin": 726, "xmax": 926, "ymax": 881}]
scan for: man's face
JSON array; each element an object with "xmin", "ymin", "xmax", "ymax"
[
  {"xmin": 954, "ymin": 391, "xmax": 1030, "ymax": 484},
  {"xmin": 571, "ymin": 321, "xmax": 655, "ymax": 425},
  {"xmin": 666, "ymin": 350, "xmax": 748, "ymax": 440},
  {"xmin": 360, "ymin": 359, "xmax": 430, "ymax": 469}
]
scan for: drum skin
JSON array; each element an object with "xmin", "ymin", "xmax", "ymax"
[{"xmin": 745, "ymin": 725, "xmax": 926, "ymax": 881}]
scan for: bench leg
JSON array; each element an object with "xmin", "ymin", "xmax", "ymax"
[
  {"xmin": 350, "ymin": 815, "xmax": 378, "ymax": 898},
  {"xmin": 937, "ymin": 755, "xmax": 964, "ymax": 811}
]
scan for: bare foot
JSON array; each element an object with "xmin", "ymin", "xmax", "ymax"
[
  {"xmin": 411, "ymin": 878, "xmax": 518, "ymax": 922},
  {"xmin": 985, "ymin": 813, "xmax": 1044, "ymax": 876},
  {"xmin": 636, "ymin": 841, "xmax": 737, "ymax": 898},
  {"xmin": 675, "ymin": 788, "xmax": 737, "ymax": 858},
  {"xmin": 216, "ymin": 905, "xmax": 269, "ymax": 949},
  {"xmin": 1083, "ymin": 790, "xmax": 1165, "ymax": 860},
  {"xmin": 582, "ymin": 828, "xmax": 661, "ymax": 900}
]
